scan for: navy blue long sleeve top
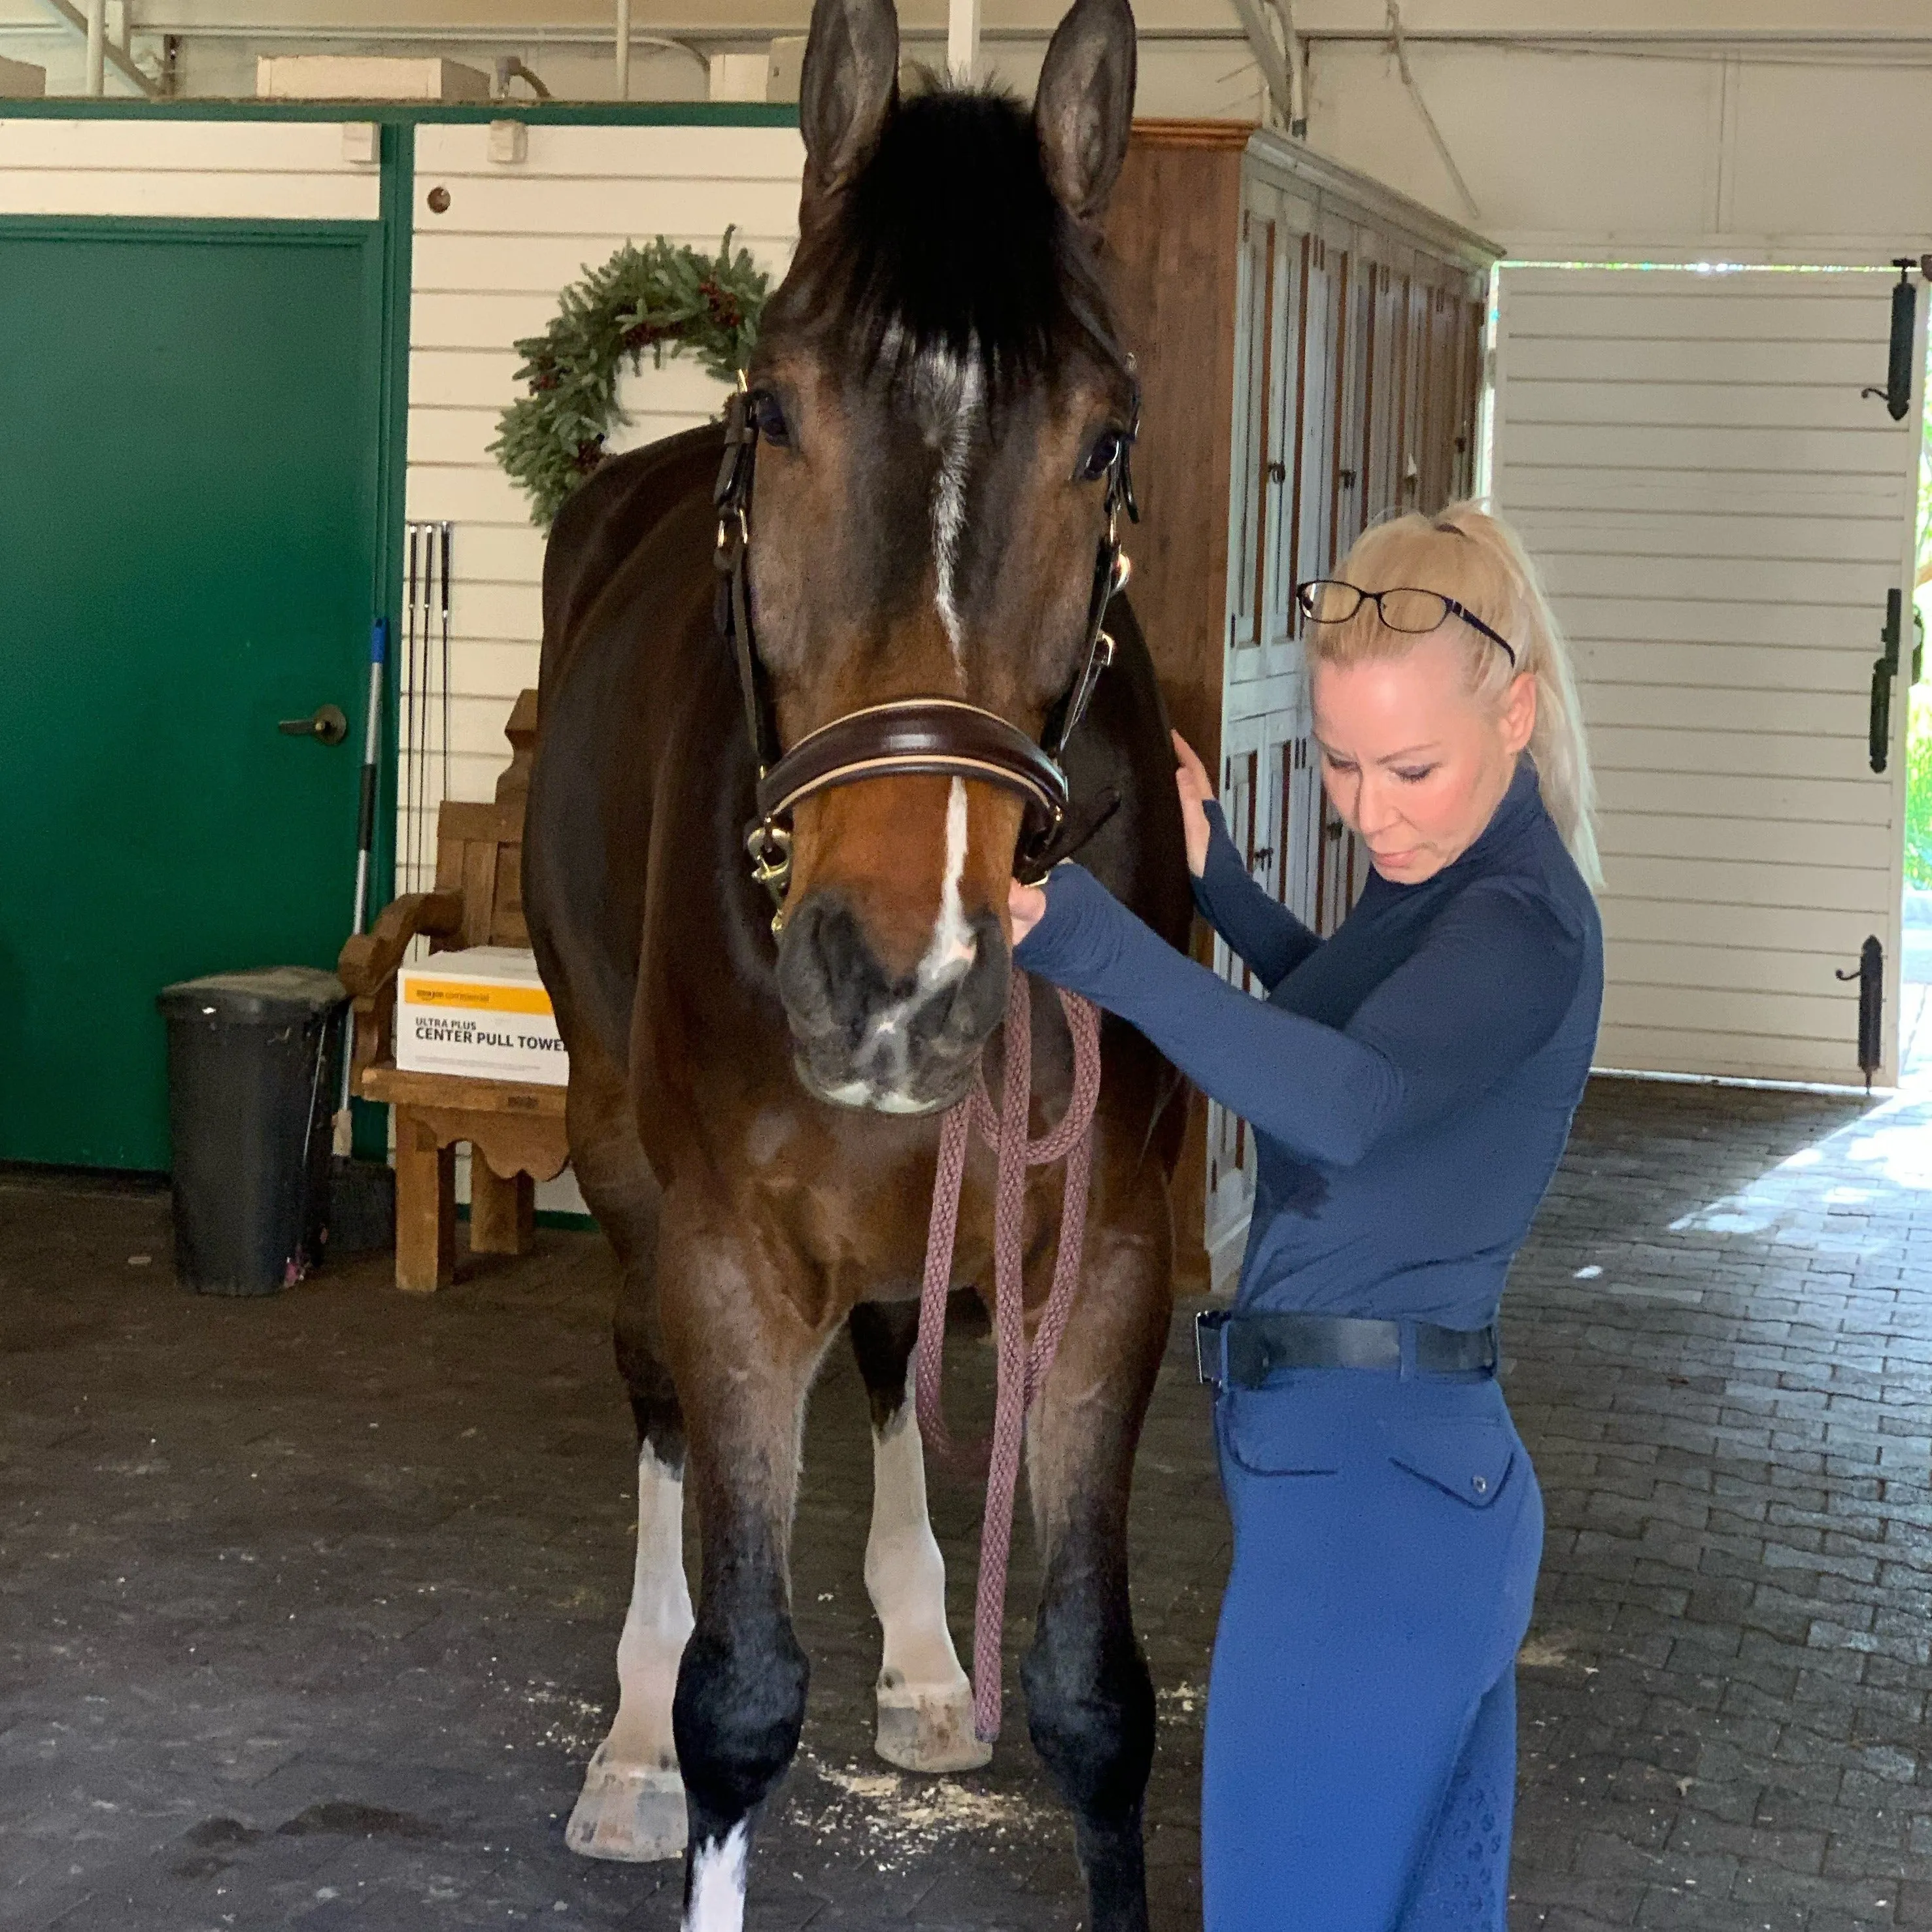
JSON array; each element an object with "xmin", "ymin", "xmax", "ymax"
[{"xmin": 1015, "ymin": 758, "xmax": 1603, "ymax": 1332}]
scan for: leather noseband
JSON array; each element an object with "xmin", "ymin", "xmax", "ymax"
[{"xmin": 713, "ymin": 372, "xmax": 1137, "ymax": 932}]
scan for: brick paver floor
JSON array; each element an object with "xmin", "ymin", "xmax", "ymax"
[{"xmin": 3, "ymin": 1072, "xmax": 1929, "ymax": 1930}]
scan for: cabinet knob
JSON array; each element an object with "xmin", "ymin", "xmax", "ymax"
[
  {"xmin": 1267, "ymin": 460, "xmax": 1287, "ymax": 483},
  {"xmin": 1251, "ymin": 847, "xmax": 1274, "ymax": 867}
]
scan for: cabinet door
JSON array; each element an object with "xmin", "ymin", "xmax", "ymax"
[
  {"xmin": 1226, "ymin": 192, "xmax": 1276, "ymax": 684},
  {"xmin": 1203, "ymin": 700, "xmax": 1313, "ymax": 1259},
  {"xmin": 1395, "ymin": 271, "xmax": 1430, "ymax": 519},
  {"xmin": 1255, "ymin": 702, "xmax": 1300, "ymax": 917},
  {"xmin": 1366, "ymin": 258, "xmax": 1406, "ymax": 526},
  {"xmin": 1330, "ymin": 238, "xmax": 1371, "ymax": 564},
  {"xmin": 1205, "ymin": 710, "xmax": 1264, "ymax": 1251},
  {"xmin": 1453, "ymin": 288, "xmax": 1484, "ymax": 500},
  {"xmin": 1281, "ymin": 715, "xmax": 1323, "ymax": 932},
  {"xmin": 1313, "ymin": 783, "xmax": 1370, "ymax": 937},
  {"xmin": 1418, "ymin": 282, "xmax": 1458, "ymax": 513},
  {"xmin": 1295, "ymin": 234, "xmax": 1339, "ymax": 594},
  {"xmin": 1257, "ymin": 205, "xmax": 1308, "ymax": 683}
]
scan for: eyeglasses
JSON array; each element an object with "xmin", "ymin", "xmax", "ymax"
[{"xmin": 1295, "ymin": 579, "xmax": 1517, "ymax": 667}]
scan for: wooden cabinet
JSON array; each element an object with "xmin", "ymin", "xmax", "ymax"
[{"xmin": 1106, "ymin": 121, "xmax": 1497, "ymax": 1291}]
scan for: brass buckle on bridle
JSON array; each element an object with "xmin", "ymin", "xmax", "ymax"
[{"xmin": 746, "ymin": 819, "xmax": 793, "ymax": 934}]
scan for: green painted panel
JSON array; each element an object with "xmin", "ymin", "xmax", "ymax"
[{"xmin": 0, "ymin": 225, "xmax": 383, "ymax": 1170}]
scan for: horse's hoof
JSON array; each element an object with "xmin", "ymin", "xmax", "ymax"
[
  {"xmin": 873, "ymin": 1682, "xmax": 993, "ymax": 1774},
  {"xmin": 566, "ymin": 1747, "xmax": 687, "ymax": 1862}
]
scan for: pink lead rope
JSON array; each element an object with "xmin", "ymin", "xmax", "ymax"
[{"xmin": 914, "ymin": 968, "xmax": 1104, "ymax": 1744}]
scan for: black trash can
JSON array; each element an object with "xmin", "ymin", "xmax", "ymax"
[{"xmin": 156, "ymin": 966, "xmax": 346, "ymax": 1296}]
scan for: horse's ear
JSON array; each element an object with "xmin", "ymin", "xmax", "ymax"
[
  {"xmin": 1033, "ymin": 0, "xmax": 1137, "ymax": 228},
  {"xmin": 799, "ymin": 0, "xmax": 900, "ymax": 216}
]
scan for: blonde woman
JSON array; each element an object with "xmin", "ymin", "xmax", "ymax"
[{"xmin": 1011, "ymin": 505, "xmax": 1603, "ymax": 1929}]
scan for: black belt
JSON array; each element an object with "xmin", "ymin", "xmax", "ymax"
[{"xmin": 1195, "ymin": 1310, "xmax": 1499, "ymax": 1387}]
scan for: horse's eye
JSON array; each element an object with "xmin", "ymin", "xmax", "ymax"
[
  {"xmin": 751, "ymin": 392, "xmax": 790, "ymax": 447},
  {"xmin": 1079, "ymin": 428, "xmax": 1123, "ymax": 483}
]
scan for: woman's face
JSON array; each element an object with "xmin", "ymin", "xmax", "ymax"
[{"xmin": 1311, "ymin": 628, "xmax": 1536, "ymax": 886}]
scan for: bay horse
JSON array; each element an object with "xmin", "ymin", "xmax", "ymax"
[{"xmin": 523, "ymin": 0, "xmax": 1190, "ymax": 1922}]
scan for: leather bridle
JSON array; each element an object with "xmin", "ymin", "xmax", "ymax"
[{"xmin": 713, "ymin": 371, "xmax": 1138, "ymax": 932}]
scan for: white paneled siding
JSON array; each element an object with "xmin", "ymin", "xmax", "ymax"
[
  {"xmin": 403, "ymin": 120, "xmax": 804, "ymax": 856},
  {"xmin": 403, "ymin": 119, "xmax": 803, "ymax": 1217},
  {"xmin": 1494, "ymin": 265, "xmax": 1923, "ymax": 1085},
  {"xmin": 0, "ymin": 118, "xmax": 380, "ymax": 220}
]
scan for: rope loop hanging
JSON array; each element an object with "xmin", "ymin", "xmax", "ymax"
[{"xmin": 914, "ymin": 969, "xmax": 1103, "ymax": 1743}]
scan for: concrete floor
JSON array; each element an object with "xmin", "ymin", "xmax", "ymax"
[{"xmin": 4, "ymin": 1072, "xmax": 1932, "ymax": 1931}]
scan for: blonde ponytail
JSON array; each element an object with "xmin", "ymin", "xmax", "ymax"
[{"xmin": 1307, "ymin": 502, "xmax": 1602, "ymax": 889}]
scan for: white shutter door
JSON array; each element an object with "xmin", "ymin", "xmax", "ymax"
[{"xmin": 1493, "ymin": 266, "xmax": 1923, "ymax": 1085}]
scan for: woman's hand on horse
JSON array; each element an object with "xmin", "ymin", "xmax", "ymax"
[
  {"xmin": 1173, "ymin": 731, "xmax": 1215, "ymax": 878},
  {"xmin": 1009, "ymin": 877, "xmax": 1049, "ymax": 947}
]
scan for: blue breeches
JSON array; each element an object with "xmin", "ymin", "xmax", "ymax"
[{"xmin": 1202, "ymin": 1368, "xmax": 1543, "ymax": 1931}]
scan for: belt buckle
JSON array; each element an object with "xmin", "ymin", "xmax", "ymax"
[{"xmin": 1194, "ymin": 1310, "xmax": 1230, "ymax": 1388}]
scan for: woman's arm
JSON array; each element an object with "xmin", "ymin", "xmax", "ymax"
[
  {"xmin": 1192, "ymin": 800, "xmax": 1321, "ymax": 990},
  {"xmin": 1015, "ymin": 863, "xmax": 1585, "ymax": 1168},
  {"xmin": 1172, "ymin": 730, "xmax": 1319, "ymax": 989}
]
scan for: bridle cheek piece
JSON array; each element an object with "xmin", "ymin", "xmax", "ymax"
[{"xmin": 713, "ymin": 371, "xmax": 1138, "ymax": 937}]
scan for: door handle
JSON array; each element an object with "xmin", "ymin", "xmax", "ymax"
[
  {"xmin": 1859, "ymin": 261, "xmax": 1917, "ymax": 421},
  {"xmin": 279, "ymin": 703, "xmax": 348, "ymax": 747},
  {"xmin": 1870, "ymin": 590, "xmax": 1902, "ymax": 773}
]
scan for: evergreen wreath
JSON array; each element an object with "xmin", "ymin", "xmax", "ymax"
[{"xmin": 490, "ymin": 230, "xmax": 770, "ymax": 528}]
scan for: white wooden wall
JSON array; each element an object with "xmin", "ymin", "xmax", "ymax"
[
  {"xmin": 401, "ymin": 120, "xmax": 802, "ymax": 1215},
  {"xmin": 0, "ymin": 116, "xmax": 380, "ymax": 219},
  {"xmin": 1493, "ymin": 265, "xmax": 1923, "ymax": 1086},
  {"xmin": 402, "ymin": 121, "xmax": 804, "ymax": 859}
]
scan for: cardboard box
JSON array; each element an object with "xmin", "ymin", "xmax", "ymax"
[
  {"xmin": 256, "ymin": 56, "xmax": 490, "ymax": 101},
  {"xmin": 0, "ymin": 56, "xmax": 46, "ymax": 98},
  {"xmin": 396, "ymin": 947, "xmax": 568, "ymax": 1087}
]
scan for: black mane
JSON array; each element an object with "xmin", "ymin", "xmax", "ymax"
[{"xmin": 775, "ymin": 85, "xmax": 1126, "ymax": 393}]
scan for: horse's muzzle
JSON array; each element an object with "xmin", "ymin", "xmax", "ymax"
[{"xmin": 775, "ymin": 894, "xmax": 1009, "ymax": 1115}]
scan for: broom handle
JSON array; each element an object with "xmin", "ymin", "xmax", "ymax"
[{"xmin": 338, "ymin": 617, "xmax": 388, "ymax": 1126}]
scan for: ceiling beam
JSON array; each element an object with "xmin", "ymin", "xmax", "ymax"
[
  {"xmin": 33, "ymin": 0, "xmax": 159, "ymax": 95},
  {"xmin": 1223, "ymin": 0, "xmax": 1296, "ymax": 127}
]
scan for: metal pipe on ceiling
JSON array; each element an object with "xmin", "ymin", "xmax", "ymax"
[
  {"xmin": 84, "ymin": 0, "xmax": 103, "ymax": 92},
  {"xmin": 26, "ymin": 0, "xmax": 158, "ymax": 91},
  {"xmin": 615, "ymin": 0, "xmax": 630, "ymax": 97}
]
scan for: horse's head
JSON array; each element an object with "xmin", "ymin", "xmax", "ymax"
[{"xmin": 742, "ymin": 0, "xmax": 1138, "ymax": 1115}]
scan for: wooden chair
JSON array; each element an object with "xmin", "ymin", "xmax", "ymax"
[{"xmin": 337, "ymin": 688, "xmax": 570, "ymax": 1291}]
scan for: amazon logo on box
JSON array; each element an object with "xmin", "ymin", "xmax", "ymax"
[{"xmin": 396, "ymin": 945, "xmax": 569, "ymax": 1087}]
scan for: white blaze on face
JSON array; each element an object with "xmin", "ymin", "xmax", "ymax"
[
  {"xmin": 856, "ymin": 777, "xmax": 976, "ymax": 1113},
  {"xmin": 920, "ymin": 343, "xmax": 983, "ymax": 660},
  {"xmin": 917, "ymin": 777, "xmax": 975, "ymax": 996},
  {"xmin": 685, "ymin": 1820, "xmax": 750, "ymax": 1932}
]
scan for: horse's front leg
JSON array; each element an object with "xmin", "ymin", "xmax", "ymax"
[
  {"xmin": 1021, "ymin": 1173, "xmax": 1174, "ymax": 1932},
  {"xmin": 848, "ymin": 1301, "xmax": 989, "ymax": 1774},
  {"xmin": 660, "ymin": 1185, "xmax": 828, "ymax": 1932}
]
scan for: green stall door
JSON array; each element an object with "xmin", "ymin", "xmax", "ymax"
[{"xmin": 1, "ymin": 223, "xmax": 385, "ymax": 1170}]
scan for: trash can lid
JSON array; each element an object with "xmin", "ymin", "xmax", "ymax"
[{"xmin": 156, "ymin": 966, "xmax": 347, "ymax": 1024}]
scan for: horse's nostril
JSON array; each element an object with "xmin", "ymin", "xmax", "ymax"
[
  {"xmin": 909, "ymin": 911, "xmax": 1008, "ymax": 1051},
  {"xmin": 777, "ymin": 898, "xmax": 1010, "ymax": 1102},
  {"xmin": 775, "ymin": 895, "xmax": 889, "ymax": 1045}
]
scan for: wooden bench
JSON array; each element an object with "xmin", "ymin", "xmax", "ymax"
[{"xmin": 337, "ymin": 689, "xmax": 570, "ymax": 1291}]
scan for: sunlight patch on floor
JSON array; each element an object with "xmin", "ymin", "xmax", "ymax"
[{"xmin": 1669, "ymin": 1088, "xmax": 1932, "ymax": 1251}]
